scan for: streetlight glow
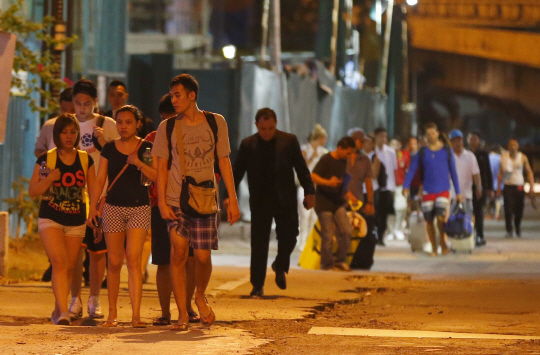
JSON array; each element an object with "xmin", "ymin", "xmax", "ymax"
[
  {"xmin": 406, "ymin": 0, "xmax": 418, "ymax": 5},
  {"xmin": 222, "ymin": 45, "xmax": 237, "ymax": 59}
]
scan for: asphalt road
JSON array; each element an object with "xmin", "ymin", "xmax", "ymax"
[{"xmin": 0, "ymin": 203, "xmax": 539, "ymax": 354}]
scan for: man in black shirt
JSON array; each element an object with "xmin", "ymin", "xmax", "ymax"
[
  {"xmin": 103, "ymin": 80, "xmax": 154, "ymax": 138},
  {"xmin": 312, "ymin": 137, "xmax": 356, "ymax": 271},
  {"xmin": 225, "ymin": 108, "xmax": 315, "ymax": 297},
  {"xmin": 468, "ymin": 131, "xmax": 492, "ymax": 246}
]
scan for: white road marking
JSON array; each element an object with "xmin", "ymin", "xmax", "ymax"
[
  {"xmin": 308, "ymin": 327, "xmax": 540, "ymax": 340},
  {"xmin": 207, "ymin": 276, "xmax": 250, "ymax": 297}
]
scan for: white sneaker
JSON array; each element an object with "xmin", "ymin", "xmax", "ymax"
[
  {"xmin": 394, "ymin": 230, "xmax": 406, "ymax": 241},
  {"xmin": 87, "ymin": 296, "xmax": 104, "ymax": 318},
  {"xmin": 68, "ymin": 297, "xmax": 82, "ymax": 320}
]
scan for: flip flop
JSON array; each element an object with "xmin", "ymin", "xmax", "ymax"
[
  {"xmin": 188, "ymin": 311, "xmax": 200, "ymax": 323},
  {"xmin": 102, "ymin": 320, "xmax": 118, "ymax": 327},
  {"xmin": 132, "ymin": 321, "xmax": 148, "ymax": 328},
  {"xmin": 195, "ymin": 297, "xmax": 215, "ymax": 327},
  {"xmin": 170, "ymin": 323, "xmax": 189, "ymax": 331},
  {"xmin": 153, "ymin": 316, "xmax": 171, "ymax": 326}
]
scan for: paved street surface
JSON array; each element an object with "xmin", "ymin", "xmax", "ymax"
[{"xmin": 1, "ymin": 202, "xmax": 539, "ymax": 354}]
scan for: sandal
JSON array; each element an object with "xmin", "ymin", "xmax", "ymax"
[
  {"xmin": 170, "ymin": 323, "xmax": 189, "ymax": 331},
  {"xmin": 188, "ymin": 311, "xmax": 200, "ymax": 323},
  {"xmin": 153, "ymin": 316, "xmax": 171, "ymax": 326},
  {"xmin": 102, "ymin": 320, "xmax": 118, "ymax": 328},
  {"xmin": 132, "ymin": 321, "xmax": 148, "ymax": 328},
  {"xmin": 195, "ymin": 297, "xmax": 215, "ymax": 327}
]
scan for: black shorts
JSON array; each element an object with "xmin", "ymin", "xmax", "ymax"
[
  {"xmin": 151, "ymin": 206, "xmax": 193, "ymax": 266},
  {"xmin": 81, "ymin": 226, "xmax": 107, "ymax": 254}
]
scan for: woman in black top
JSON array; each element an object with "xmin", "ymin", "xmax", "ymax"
[
  {"xmin": 88, "ymin": 105, "xmax": 157, "ymax": 328},
  {"xmin": 29, "ymin": 114, "xmax": 96, "ymax": 325}
]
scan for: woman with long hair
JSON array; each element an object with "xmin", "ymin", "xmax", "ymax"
[
  {"xmin": 88, "ymin": 105, "xmax": 157, "ymax": 328},
  {"xmin": 29, "ymin": 114, "xmax": 96, "ymax": 325}
]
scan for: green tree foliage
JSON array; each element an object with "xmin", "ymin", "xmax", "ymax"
[
  {"xmin": 0, "ymin": 0, "xmax": 77, "ymax": 117},
  {"xmin": 2, "ymin": 178, "xmax": 40, "ymax": 240}
]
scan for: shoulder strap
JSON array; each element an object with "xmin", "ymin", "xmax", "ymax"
[
  {"xmin": 107, "ymin": 139, "xmax": 143, "ymax": 193},
  {"xmin": 175, "ymin": 118, "xmax": 186, "ymax": 179},
  {"xmin": 78, "ymin": 150, "xmax": 89, "ymax": 179},
  {"xmin": 166, "ymin": 117, "xmax": 176, "ymax": 170},
  {"xmin": 46, "ymin": 148, "xmax": 57, "ymax": 169},
  {"xmin": 204, "ymin": 111, "xmax": 221, "ymax": 175},
  {"xmin": 77, "ymin": 150, "xmax": 90, "ymax": 210}
]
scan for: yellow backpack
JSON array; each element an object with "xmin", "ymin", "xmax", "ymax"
[{"xmin": 46, "ymin": 148, "xmax": 90, "ymax": 216}]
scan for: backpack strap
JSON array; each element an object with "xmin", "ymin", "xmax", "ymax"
[
  {"xmin": 77, "ymin": 150, "xmax": 90, "ymax": 215},
  {"xmin": 166, "ymin": 117, "xmax": 176, "ymax": 170},
  {"xmin": 203, "ymin": 111, "xmax": 219, "ymax": 161},
  {"xmin": 203, "ymin": 111, "xmax": 221, "ymax": 176},
  {"xmin": 46, "ymin": 148, "xmax": 57, "ymax": 169}
]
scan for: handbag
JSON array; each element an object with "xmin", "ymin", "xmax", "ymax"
[
  {"xmin": 444, "ymin": 203, "xmax": 473, "ymax": 239},
  {"xmin": 175, "ymin": 118, "xmax": 219, "ymax": 218}
]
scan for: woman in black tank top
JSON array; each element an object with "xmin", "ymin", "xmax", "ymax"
[{"xmin": 29, "ymin": 114, "xmax": 96, "ymax": 325}]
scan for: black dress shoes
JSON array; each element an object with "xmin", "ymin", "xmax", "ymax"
[
  {"xmin": 272, "ymin": 262, "xmax": 286, "ymax": 290},
  {"xmin": 250, "ymin": 286, "xmax": 264, "ymax": 297}
]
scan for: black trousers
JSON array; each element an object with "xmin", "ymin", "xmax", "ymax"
[
  {"xmin": 503, "ymin": 185, "xmax": 525, "ymax": 235},
  {"xmin": 250, "ymin": 204, "xmax": 299, "ymax": 289},
  {"xmin": 472, "ymin": 192, "xmax": 487, "ymax": 239},
  {"xmin": 350, "ymin": 213, "xmax": 376, "ymax": 270},
  {"xmin": 374, "ymin": 190, "xmax": 395, "ymax": 243}
]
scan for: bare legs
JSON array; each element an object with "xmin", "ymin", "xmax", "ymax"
[
  {"xmin": 156, "ymin": 265, "xmax": 172, "ymax": 320},
  {"xmin": 105, "ymin": 229, "xmax": 147, "ymax": 323},
  {"xmin": 156, "ymin": 256, "xmax": 196, "ymax": 321},
  {"xmin": 169, "ymin": 229, "xmax": 189, "ymax": 325},
  {"xmin": 192, "ymin": 249, "xmax": 212, "ymax": 316},
  {"xmin": 40, "ymin": 228, "xmax": 83, "ymax": 318},
  {"xmin": 89, "ymin": 252, "xmax": 106, "ymax": 297},
  {"xmin": 141, "ymin": 230, "xmax": 152, "ymax": 281},
  {"xmin": 425, "ymin": 216, "xmax": 448, "ymax": 256}
]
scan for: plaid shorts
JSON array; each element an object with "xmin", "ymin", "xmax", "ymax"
[{"xmin": 167, "ymin": 206, "xmax": 218, "ymax": 250}]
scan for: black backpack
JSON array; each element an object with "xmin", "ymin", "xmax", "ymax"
[
  {"xmin": 418, "ymin": 144, "xmax": 452, "ymax": 182},
  {"xmin": 165, "ymin": 111, "xmax": 220, "ymax": 175}
]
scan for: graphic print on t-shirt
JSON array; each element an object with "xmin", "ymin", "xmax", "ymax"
[
  {"xmin": 48, "ymin": 169, "xmax": 86, "ymax": 214},
  {"xmin": 183, "ymin": 129, "xmax": 215, "ymax": 176}
]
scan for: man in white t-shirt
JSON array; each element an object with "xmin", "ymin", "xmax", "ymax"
[
  {"xmin": 450, "ymin": 129, "xmax": 482, "ymax": 216},
  {"xmin": 34, "ymin": 87, "xmax": 76, "ymax": 157},
  {"xmin": 67, "ymin": 79, "xmax": 119, "ymax": 321},
  {"xmin": 373, "ymin": 127, "xmax": 398, "ymax": 246}
]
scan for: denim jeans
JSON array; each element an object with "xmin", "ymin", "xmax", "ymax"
[{"xmin": 317, "ymin": 207, "xmax": 353, "ymax": 270}]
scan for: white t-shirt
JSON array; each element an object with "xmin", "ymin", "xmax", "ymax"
[
  {"xmin": 375, "ymin": 144, "xmax": 398, "ymax": 191},
  {"xmin": 301, "ymin": 143, "xmax": 328, "ymax": 172},
  {"xmin": 35, "ymin": 114, "xmax": 118, "ymax": 173},
  {"xmin": 452, "ymin": 149, "xmax": 480, "ymax": 199},
  {"xmin": 77, "ymin": 115, "xmax": 119, "ymax": 172}
]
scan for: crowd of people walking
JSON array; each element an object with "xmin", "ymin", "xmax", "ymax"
[{"xmin": 31, "ymin": 73, "xmax": 535, "ymax": 329}]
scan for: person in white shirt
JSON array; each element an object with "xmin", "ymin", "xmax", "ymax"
[
  {"xmin": 34, "ymin": 87, "xmax": 75, "ymax": 158},
  {"xmin": 297, "ymin": 124, "xmax": 328, "ymax": 251},
  {"xmin": 449, "ymin": 129, "xmax": 482, "ymax": 216},
  {"xmin": 373, "ymin": 127, "xmax": 398, "ymax": 246},
  {"xmin": 497, "ymin": 139, "xmax": 535, "ymax": 238},
  {"xmin": 67, "ymin": 80, "xmax": 119, "ymax": 320}
]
